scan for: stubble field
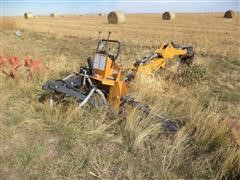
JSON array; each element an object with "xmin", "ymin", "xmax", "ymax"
[{"xmin": 0, "ymin": 13, "xmax": 240, "ymax": 179}]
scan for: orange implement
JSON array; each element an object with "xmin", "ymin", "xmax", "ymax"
[
  {"xmin": 1, "ymin": 55, "xmax": 48, "ymax": 80},
  {"xmin": 24, "ymin": 57, "xmax": 48, "ymax": 80},
  {"xmin": 0, "ymin": 56, "xmax": 8, "ymax": 65},
  {"xmin": 1, "ymin": 56, "xmax": 21, "ymax": 78}
]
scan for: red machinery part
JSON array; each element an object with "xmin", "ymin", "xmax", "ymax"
[{"xmin": 0, "ymin": 55, "xmax": 47, "ymax": 79}]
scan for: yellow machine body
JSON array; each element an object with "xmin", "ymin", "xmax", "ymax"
[
  {"xmin": 91, "ymin": 53, "xmax": 127, "ymax": 109},
  {"xmin": 88, "ymin": 42, "xmax": 192, "ymax": 110}
]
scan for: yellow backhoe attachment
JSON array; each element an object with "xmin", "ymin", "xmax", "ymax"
[{"xmin": 125, "ymin": 42, "xmax": 194, "ymax": 81}]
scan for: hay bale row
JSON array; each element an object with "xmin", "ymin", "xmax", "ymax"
[
  {"xmin": 162, "ymin": 11, "xmax": 175, "ymax": 20},
  {"xmin": 107, "ymin": 11, "xmax": 125, "ymax": 24},
  {"xmin": 224, "ymin": 10, "xmax": 235, "ymax": 18},
  {"xmin": 24, "ymin": 10, "xmax": 235, "ymax": 24},
  {"xmin": 24, "ymin": 12, "xmax": 33, "ymax": 19}
]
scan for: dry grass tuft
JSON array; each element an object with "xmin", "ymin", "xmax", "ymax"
[{"xmin": 166, "ymin": 64, "xmax": 209, "ymax": 86}]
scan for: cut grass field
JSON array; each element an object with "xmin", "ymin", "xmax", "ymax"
[{"xmin": 0, "ymin": 13, "xmax": 240, "ymax": 179}]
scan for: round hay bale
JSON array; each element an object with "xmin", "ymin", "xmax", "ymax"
[
  {"xmin": 24, "ymin": 12, "xmax": 33, "ymax": 19},
  {"xmin": 224, "ymin": 10, "xmax": 235, "ymax": 18},
  {"xmin": 162, "ymin": 12, "xmax": 175, "ymax": 20},
  {"xmin": 107, "ymin": 11, "xmax": 125, "ymax": 24},
  {"xmin": 50, "ymin": 13, "xmax": 58, "ymax": 18},
  {"xmin": 98, "ymin": 13, "xmax": 103, "ymax": 16}
]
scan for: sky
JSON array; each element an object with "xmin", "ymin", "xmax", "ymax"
[{"xmin": 1, "ymin": 0, "xmax": 239, "ymax": 16}]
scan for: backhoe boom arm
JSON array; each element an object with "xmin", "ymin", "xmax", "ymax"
[{"xmin": 125, "ymin": 42, "xmax": 194, "ymax": 80}]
